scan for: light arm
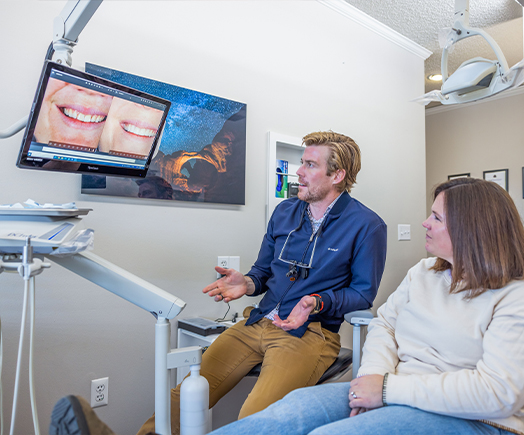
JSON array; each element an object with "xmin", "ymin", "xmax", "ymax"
[{"xmin": 454, "ymin": 0, "xmax": 470, "ymax": 27}]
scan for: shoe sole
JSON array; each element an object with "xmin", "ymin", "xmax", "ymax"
[{"xmin": 49, "ymin": 395, "xmax": 91, "ymax": 435}]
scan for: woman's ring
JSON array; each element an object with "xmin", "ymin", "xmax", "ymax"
[{"xmin": 350, "ymin": 391, "xmax": 357, "ymax": 399}]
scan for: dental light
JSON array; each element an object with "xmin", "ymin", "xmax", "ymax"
[{"xmin": 413, "ymin": 0, "xmax": 524, "ymax": 106}]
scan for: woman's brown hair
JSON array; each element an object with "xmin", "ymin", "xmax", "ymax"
[{"xmin": 431, "ymin": 177, "xmax": 524, "ymax": 297}]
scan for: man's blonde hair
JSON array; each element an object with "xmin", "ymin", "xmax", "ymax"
[{"xmin": 302, "ymin": 131, "xmax": 361, "ymax": 193}]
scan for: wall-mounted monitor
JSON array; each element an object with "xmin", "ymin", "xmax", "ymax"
[{"xmin": 17, "ymin": 61, "xmax": 171, "ymax": 178}]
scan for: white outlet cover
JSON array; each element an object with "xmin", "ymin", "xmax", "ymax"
[{"xmin": 91, "ymin": 377, "xmax": 109, "ymax": 408}]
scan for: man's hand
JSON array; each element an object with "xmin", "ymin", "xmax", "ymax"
[
  {"xmin": 272, "ymin": 295, "xmax": 316, "ymax": 331},
  {"xmin": 348, "ymin": 374, "xmax": 384, "ymax": 414},
  {"xmin": 202, "ymin": 267, "xmax": 253, "ymax": 303}
]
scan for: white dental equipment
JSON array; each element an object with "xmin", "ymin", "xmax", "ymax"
[
  {"xmin": 413, "ymin": 0, "xmax": 524, "ymax": 106},
  {"xmin": 0, "ymin": 1, "xmax": 208, "ymax": 431},
  {"xmin": 0, "ymin": 207, "xmax": 208, "ymax": 435}
]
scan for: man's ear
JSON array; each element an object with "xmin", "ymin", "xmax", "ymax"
[{"xmin": 333, "ymin": 169, "xmax": 346, "ymax": 186}]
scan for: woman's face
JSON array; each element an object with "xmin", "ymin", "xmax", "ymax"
[
  {"xmin": 422, "ymin": 192, "xmax": 453, "ymax": 264},
  {"xmin": 98, "ymin": 98, "xmax": 163, "ymax": 157},
  {"xmin": 34, "ymin": 78, "xmax": 113, "ymax": 149}
]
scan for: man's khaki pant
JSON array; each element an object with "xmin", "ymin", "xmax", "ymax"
[{"xmin": 137, "ymin": 307, "xmax": 340, "ymax": 435}]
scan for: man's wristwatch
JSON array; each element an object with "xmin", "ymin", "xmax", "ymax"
[{"xmin": 310, "ymin": 294, "xmax": 323, "ymax": 315}]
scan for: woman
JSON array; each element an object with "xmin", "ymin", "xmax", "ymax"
[{"xmin": 208, "ymin": 177, "xmax": 524, "ymax": 435}]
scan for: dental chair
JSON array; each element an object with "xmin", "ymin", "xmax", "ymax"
[{"xmin": 246, "ymin": 309, "xmax": 374, "ymax": 383}]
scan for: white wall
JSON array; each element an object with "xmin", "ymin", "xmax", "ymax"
[
  {"xmin": 0, "ymin": 1, "xmax": 427, "ymax": 433},
  {"xmin": 426, "ymin": 88, "xmax": 524, "ymax": 215}
]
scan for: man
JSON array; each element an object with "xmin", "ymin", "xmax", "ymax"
[
  {"xmin": 50, "ymin": 131, "xmax": 387, "ymax": 435},
  {"xmin": 137, "ymin": 130, "xmax": 387, "ymax": 434}
]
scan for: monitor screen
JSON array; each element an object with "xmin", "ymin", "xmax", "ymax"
[{"xmin": 17, "ymin": 61, "xmax": 171, "ymax": 178}]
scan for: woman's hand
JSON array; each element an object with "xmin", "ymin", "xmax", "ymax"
[
  {"xmin": 349, "ymin": 407, "xmax": 368, "ymax": 417},
  {"xmin": 348, "ymin": 374, "xmax": 384, "ymax": 413}
]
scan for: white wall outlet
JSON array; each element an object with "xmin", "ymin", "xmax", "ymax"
[
  {"xmin": 217, "ymin": 256, "xmax": 229, "ymax": 269},
  {"xmin": 217, "ymin": 256, "xmax": 228, "ymax": 278},
  {"xmin": 229, "ymin": 256, "xmax": 240, "ymax": 271},
  {"xmin": 398, "ymin": 224, "xmax": 411, "ymax": 241},
  {"xmin": 217, "ymin": 256, "xmax": 240, "ymax": 278},
  {"xmin": 91, "ymin": 377, "xmax": 109, "ymax": 408}
]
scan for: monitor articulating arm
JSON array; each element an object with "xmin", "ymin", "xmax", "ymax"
[
  {"xmin": 0, "ymin": 0, "xmax": 103, "ymax": 139},
  {"xmin": 52, "ymin": 0, "xmax": 103, "ymax": 66}
]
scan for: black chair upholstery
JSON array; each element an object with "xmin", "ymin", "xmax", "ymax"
[{"xmin": 246, "ymin": 347, "xmax": 354, "ymax": 384}]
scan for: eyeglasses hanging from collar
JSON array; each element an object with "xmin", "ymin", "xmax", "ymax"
[{"xmin": 278, "ymin": 212, "xmax": 323, "ymax": 281}]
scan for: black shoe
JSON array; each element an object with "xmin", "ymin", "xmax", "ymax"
[
  {"xmin": 49, "ymin": 395, "xmax": 91, "ymax": 435},
  {"xmin": 49, "ymin": 395, "xmax": 116, "ymax": 435}
]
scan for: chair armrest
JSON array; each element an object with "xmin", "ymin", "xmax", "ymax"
[
  {"xmin": 344, "ymin": 309, "xmax": 373, "ymax": 326},
  {"xmin": 344, "ymin": 309, "xmax": 374, "ymax": 379}
]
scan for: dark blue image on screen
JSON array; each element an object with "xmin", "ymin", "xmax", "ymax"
[{"xmin": 81, "ymin": 63, "xmax": 247, "ymax": 205}]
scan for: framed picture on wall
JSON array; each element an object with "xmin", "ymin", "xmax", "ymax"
[
  {"xmin": 448, "ymin": 173, "xmax": 470, "ymax": 180},
  {"xmin": 483, "ymin": 169, "xmax": 508, "ymax": 191},
  {"xmin": 80, "ymin": 63, "xmax": 247, "ymax": 205}
]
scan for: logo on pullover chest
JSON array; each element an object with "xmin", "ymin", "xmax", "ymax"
[{"xmin": 328, "ymin": 247, "xmax": 338, "ymax": 252}]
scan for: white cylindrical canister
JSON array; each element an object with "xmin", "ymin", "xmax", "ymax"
[{"xmin": 180, "ymin": 364, "xmax": 209, "ymax": 435}]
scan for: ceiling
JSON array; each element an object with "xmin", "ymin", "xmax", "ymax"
[{"xmin": 343, "ymin": 0, "xmax": 523, "ymax": 106}]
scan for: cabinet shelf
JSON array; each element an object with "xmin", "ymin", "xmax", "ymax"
[
  {"xmin": 267, "ymin": 132, "xmax": 304, "ymax": 226},
  {"xmin": 274, "ymin": 172, "xmax": 299, "ymax": 177}
]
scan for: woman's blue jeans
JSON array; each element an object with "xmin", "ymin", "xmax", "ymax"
[{"xmin": 208, "ymin": 382, "xmax": 513, "ymax": 435}]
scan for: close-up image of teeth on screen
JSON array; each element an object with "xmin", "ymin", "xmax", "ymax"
[{"xmin": 17, "ymin": 61, "xmax": 171, "ymax": 178}]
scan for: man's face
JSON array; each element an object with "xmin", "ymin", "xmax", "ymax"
[{"xmin": 296, "ymin": 145, "xmax": 339, "ymax": 204}]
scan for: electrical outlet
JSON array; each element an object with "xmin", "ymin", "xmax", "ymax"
[
  {"xmin": 217, "ymin": 256, "xmax": 228, "ymax": 278},
  {"xmin": 217, "ymin": 256, "xmax": 229, "ymax": 268},
  {"xmin": 217, "ymin": 256, "xmax": 240, "ymax": 278},
  {"xmin": 91, "ymin": 377, "xmax": 109, "ymax": 408}
]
